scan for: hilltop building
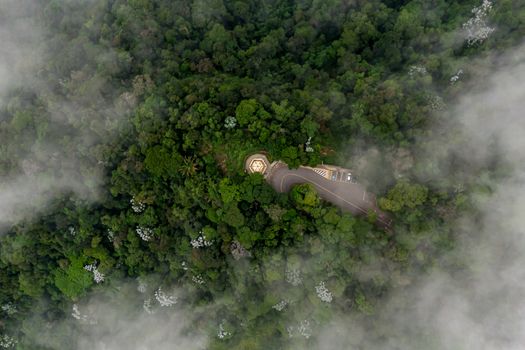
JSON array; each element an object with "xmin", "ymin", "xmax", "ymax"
[{"xmin": 245, "ymin": 154, "xmax": 271, "ymax": 176}]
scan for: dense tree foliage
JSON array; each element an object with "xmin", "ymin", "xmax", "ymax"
[{"xmin": 0, "ymin": 0, "xmax": 524, "ymax": 348}]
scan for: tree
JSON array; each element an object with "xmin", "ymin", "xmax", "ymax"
[
  {"xmin": 235, "ymin": 99, "xmax": 259, "ymax": 127},
  {"xmin": 219, "ymin": 178, "xmax": 240, "ymax": 204},
  {"xmin": 53, "ymin": 256, "xmax": 93, "ymax": 299},
  {"xmin": 222, "ymin": 203, "xmax": 245, "ymax": 228},
  {"xmin": 143, "ymin": 145, "xmax": 181, "ymax": 179},
  {"xmin": 379, "ymin": 179, "xmax": 428, "ymax": 212},
  {"xmin": 291, "ymin": 183, "xmax": 320, "ymax": 213}
]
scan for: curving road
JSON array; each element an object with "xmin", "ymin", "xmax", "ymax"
[{"xmin": 266, "ymin": 162, "xmax": 392, "ymax": 228}]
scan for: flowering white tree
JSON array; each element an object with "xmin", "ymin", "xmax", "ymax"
[
  {"xmin": 192, "ymin": 274, "xmax": 205, "ymax": 285},
  {"xmin": 305, "ymin": 137, "xmax": 314, "ymax": 153},
  {"xmin": 286, "ymin": 326, "xmax": 295, "ymax": 338},
  {"xmin": 84, "ymin": 263, "xmax": 105, "ymax": 284},
  {"xmin": 463, "ymin": 0, "xmax": 495, "ymax": 46},
  {"xmin": 1, "ymin": 303, "xmax": 16, "ymax": 316},
  {"xmin": 450, "ymin": 69, "xmax": 464, "ymax": 84},
  {"xmin": 272, "ymin": 299, "xmax": 289, "ymax": 311},
  {"xmin": 297, "ymin": 320, "xmax": 312, "ymax": 339},
  {"xmin": 190, "ymin": 233, "xmax": 213, "ymax": 248},
  {"xmin": 408, "ymin": 65, "xmax": 427, "ymax": 77},
  {"xmin": 454, "ymin": 183, "xmax": 465, "ymax": 194},
  {"xmin": 72, "ymin": 304, "xmax": 87, "ymax": 321},
  {"xmin": 315, "ymin": 281, "xmax": 333, "ymax": 303},
  {"xmin": 0, "ymin": 335, "xmax": 17, "ymax": 348},
  {"xmin": 137, "ymin": 278, "xmax": 147, "ymax": 293},
  {"xmin": 224, "ymin": 116, "xmax": 237, "ymax": 129},
  {"xmin": 106, "ymin": 229, "xmax": 115, "ymax": 242},
  {"xmin": 130, "ymin": 196, "xmax": 146, "ymax": 213},
  {"xmin": 71, "ymin": 304, "xmax": 96, "ymax": 324},
  {"xmin": 287, "ymin": 319, "xmax": 313, "ymax": 338},
  {"xmin": 217, "ymin": 323, "xmax": 231, "ymax": 339},
  {"xmin": 285, "ymin": 268, "xmax": 302, "ymax": 286},
  {"xmin": 154, "ymin": 287, "xmax": 177, "ymax": 307},
  {"xmin": 426, "ymin": 94, "xmax": 446, "ymax": 111},
  {"xmin": 143, "ymin": 298, "xmax": 154, "ymax": 314},
  {"xmin": 136, "ymin": 226, "xmax": 153, "ymax": 241}
]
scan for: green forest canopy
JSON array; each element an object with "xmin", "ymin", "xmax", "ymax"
[{"xmin": 0, "ymin": 0, "xmax": 524, "ymax": 348}]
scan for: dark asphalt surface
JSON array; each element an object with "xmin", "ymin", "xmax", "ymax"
[{"xmin": 267, "ymin": 163, "xmax": 392, "ymax": 228}]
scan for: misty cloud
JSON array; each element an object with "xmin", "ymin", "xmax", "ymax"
[
  {"xmin": 24, "ymin": 282, "xmax": 208, "ymax": 350},
  {"xmin": 0, "ymin": 0, "xmax": 133, "ymax": 227},
  {"xmin": 3, "ymin": 2, "xmax": 523, "ymax": 349},
  {"xmin": 0, "ymin": 0, "xmax": 42, "ymax": 103},
  {"xmin": 313, "ymin": 44, "xmax": 525, "ymax": 349},
  {"xmin": 74, "ymin": 301, "xmax": 207, "ymax": 350}
]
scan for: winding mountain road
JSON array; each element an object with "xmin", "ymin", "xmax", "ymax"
[{"xmin": 266, "ymin": 162, "xmax": 392, "ymax": 228}]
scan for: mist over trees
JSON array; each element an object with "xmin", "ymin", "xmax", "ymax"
[{"xmin": 1, "ymin": 0, "xmax": 525, "ymax": 349}]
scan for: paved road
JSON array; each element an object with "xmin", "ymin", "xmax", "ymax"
[{"xmin": 267, "ymin": 162, "xmax": 392, "ymax": 228}]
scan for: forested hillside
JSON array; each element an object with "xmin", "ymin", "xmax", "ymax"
[{"xmin": 1, "ymin": 0, "xmax": 524, "ymax": 349}]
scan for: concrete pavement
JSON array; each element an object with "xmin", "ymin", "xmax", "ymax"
[{"xmin": 266, "ymin": 162, "xmax": 392, "ymax": 228}]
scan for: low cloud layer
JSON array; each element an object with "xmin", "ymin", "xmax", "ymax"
[
  {"xmin": 24, "ymin": 282, "xmax": 208, "ymax": 350},
  {"xmin": 36, "ymin": 45, "xmax": 525, "ymax": 350},
  {"xmin": 74, "ymin": 302, "xmax": 207, "ymax": 350},
  {"xmin": 4, "ymin": 2, "xmax": 525, "ymax": 348},
  {"xmin": 315, "ymin": 45, "xmax": 525, "ymax": 349},
  {"xmin": 0, "ymin": 0, "xmax": 42, "ymax": 102},
  {"xmin": 0, "ymin": 0, "xmax": 131, "ymax": 227}
]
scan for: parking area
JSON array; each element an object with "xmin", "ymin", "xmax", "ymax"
[{"xmin": 330, "ymin": 171, "xmax": 357, "ymax": 184}]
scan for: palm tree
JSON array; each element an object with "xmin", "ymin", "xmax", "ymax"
[{"xmin": 180, "ymin": 156, "xmax": 198, "ymax": 177}]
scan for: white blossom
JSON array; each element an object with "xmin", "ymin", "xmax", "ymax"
[
  {"xmin": 107, "ymin": 229, "xmax": 115, "ymax": 242},
  {"xmin": 0, "ymin": 335, "xmax": 17, "ymax": 348},
  {"xmin": 137, "ymin": 278, "xmax": 147, "ymax": 293},
  {"xmin": 224, "ymin": 116, "xmax": 237, "ymax": 129},
  {"xmin": 143, "ymin": 298, "xmax": 154, "ymax": 314},
  {"xmin": 426, "ymin": 94, "xmax": 446, "ymax": 111},
  {"xmin": 68, "ymin": 226, "xmax": 76, "ymax": 236},
  {"xmin": 315, "ymin": 281, "xmax": 333, "ymax": 303},
  {"xmin": 286, "ymin": 326, "xmax": 295, "ymax": 338},
  {"xmin": 190, "ymin": 233, "xmax": 213, "ymax": 248},
  {"xmin": 192, "ymin": 274, "xmax": 205, "ymax": 285},
  {"xmin": 154, "ymin": 287, "xmax": 177, "ymax": 307},
  {"xmin": 181, "ymin": 261, "xmax": 189, "ymax": 271},
  {"xmin": 454, "ymin": 183, "xmax": 465, "ymax": 194},
  {"xmin": 72, "ymin": 304, "xmax": 85, "ymax": 321},
  {"xmin": 272, "ymin": 299, "xmax": 289, "ymax": 311},
  {"xmin": 285, "ymin": 268, "xmax": 302, "ymax": 286},
  {"xmin": 287, "ymin": 320, "xmax": 313, "ymax": 339},
  {"xmin": 92, "ymin": 269, "xmax": 105, "ymax": 283},
  {"xmin": 217, "ymin": 323, "xmax": 231, "ymax": 339},
  {"xmin": 297, "ymin": 319, "xmax": 312, "ymax": 339},
  {"xmin": 305, "ymin": 136, "xmax": 314, "ymax": 153},
  {"xmin": 71, "ymin": 304, "xmax": 96, "ymax": 324},
  {"xmin": 130, "ymin": 196, "xmax": 146, "ymax": 213},
  {"xmin": 136, "ymin": 226, "xmax": 153, "ymax": 241},
  {"xmin": 84, "ymin": 263, "xmax": 105, "ymax": 284},
  {"xmin": 463, "ymin": 0, "xmax": 495, "ymax": 46},
  {"xmin": 450, "ymin": 69, "xmax": 464, "ymax": 84},
  {"xmin": 1, "ymin": 303, "xmax": 16, "ymax": 316},
  {"xmin": 408, "ymin": 65, "xmax": 427, "ymax": 77}
]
